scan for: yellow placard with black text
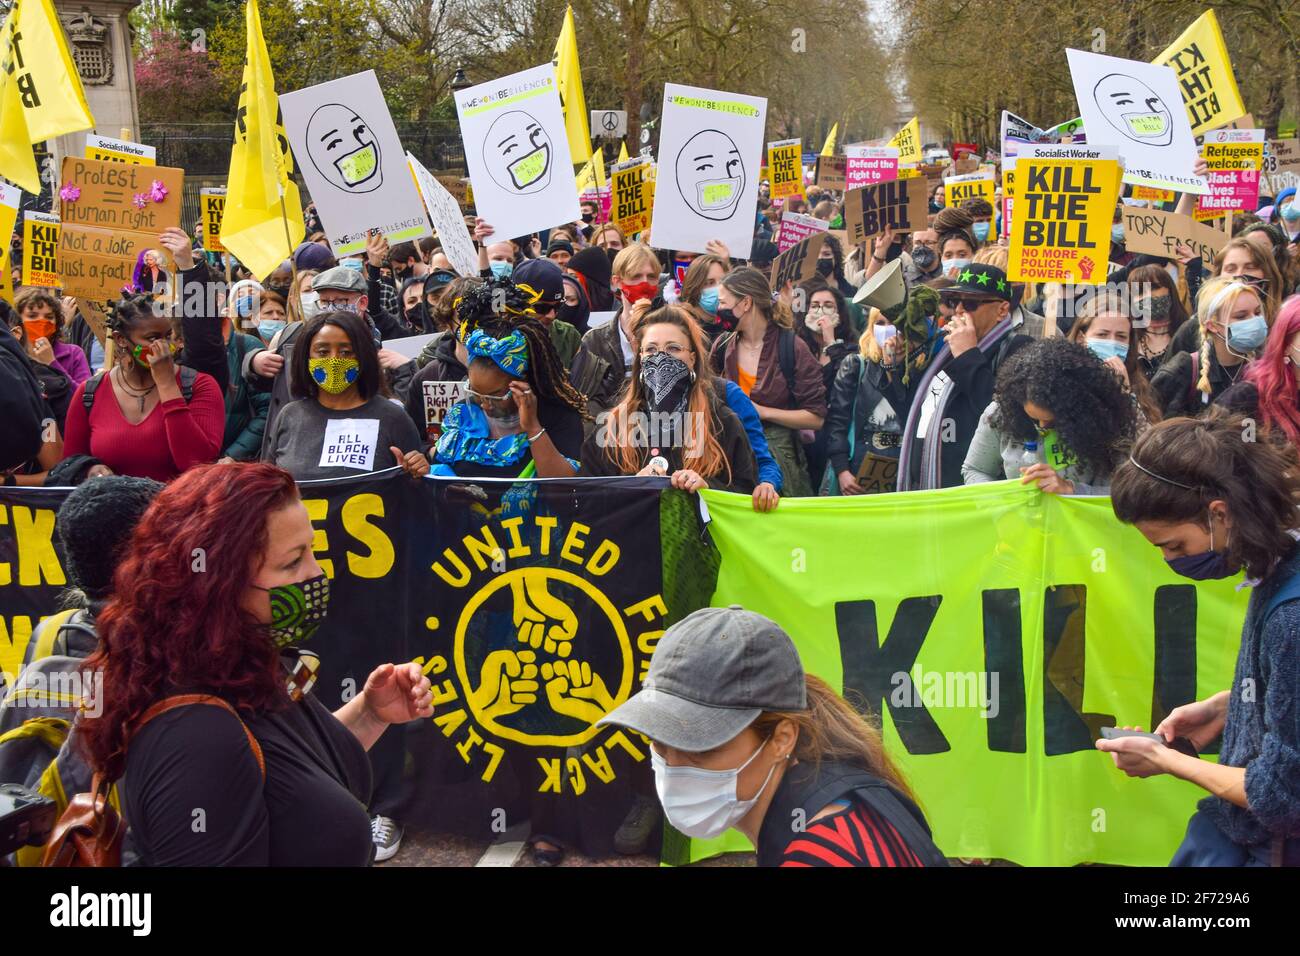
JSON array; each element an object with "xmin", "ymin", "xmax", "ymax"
[
  {"xmin": 1153, "ymin": 9, "xmax": 1246, "ymax": 136},
  {"xmin": 83, "ymin": 134, "xmax": 156, "ymax": 166},
  {"xmin": 22, "ymin": 212, "xmax": 60, "ymax": 289},
  {"xmin": 767, "ymin": 139, "xmax": 803, "ymax": 200},
  {"xmin": 201, "ymin": 188, "xmax": 227, "ymax": 253},
  {"xmin": 611, "ymin": 160, "xmax": 654, "ymax": 237},
  {"xmin": 1009, "ymin": 145, "xmax": 1120, "ymax": 285}
]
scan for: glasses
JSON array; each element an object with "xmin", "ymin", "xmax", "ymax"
[
  {"xmin": 940, "ymin": 295, "xmax": 998, "ymax": 313},
  {"xmin": 806, "ymin": 304, "xmax": 837, "ymax": 315},
  {"xmin": 641, "ymin": 344, "xmax": 692, "ymax": 358},
  {"xmin": 465, "ymin": 386, "xmax": 513, "ymax": 407}
]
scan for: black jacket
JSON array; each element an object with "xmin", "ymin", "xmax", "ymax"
[
  {"xmin": 825, "ymin": 353, "xmax": 917, "ymax": 478},
  {"xmin": 939, "ymin": 331, "xmax": 1033, "ymax": 488},
  {"xmin": 1151, "ymin": 347, "xmax": 1247, "ymax": 418},
  {"xmin": 405, "ymin": 332, "xmax": 469, "ymax": 445}
]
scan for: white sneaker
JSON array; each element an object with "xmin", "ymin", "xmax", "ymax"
[{"xmin": 371, "ymin": 815, "xmax": 403, "ymax": 862}]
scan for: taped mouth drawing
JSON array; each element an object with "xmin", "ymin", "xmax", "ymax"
[
  {"xmin": 676, "ymin": 129, "xmax": 745, "ymax": 221},
  {"xmin": 1093, "ymin": 74, "xmax": 1174, "ymax": 146},
  {"xmin": 306, "ymin": 103, "xmax": 383, "ymax": 193},
  {"xmin": 484, "ymin": 111, "xmax": 553, "ymax": 194}
]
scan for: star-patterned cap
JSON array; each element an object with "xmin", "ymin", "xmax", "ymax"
[{"xmin": 947, "ymin": 263, "xmax": 1012, "ymax": 303}]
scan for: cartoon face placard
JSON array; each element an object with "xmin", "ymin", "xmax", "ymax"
[
  {"xmin": 1067, "ymin": 49, "xmax": 1206, "ymax": 194},
  {"xmin": 281, "ymin": 70, "xmax": 432, "ymax": 256},
  {"xmin": 651, "ymin": 83, "xmax": 767, "ymax": 258},
  {"xmin": 455, "ymin": 64, "xmax": 579, "ymax": 241}
]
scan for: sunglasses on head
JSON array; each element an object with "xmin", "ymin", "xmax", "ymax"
[{"xmin": 940, "ymin": 294, "xmax": 998, "ymax": 312}]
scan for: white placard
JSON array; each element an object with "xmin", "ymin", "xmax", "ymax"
[
  {"xmin": 650, "ymin": 83, "xmax": 768, "ymax": 258},
  {"xmin": 1066, "ymin": 49, "xmax": 1206, "ymax": 194},
  {"xmin": 84, "ymin": 134, "xmax": 157, "ymax": 163},
  {"xmin": 454, "ymin": 64, "xmax": 580, "ymax": 241},
  {"xmin": 280, "ymin": 70, "xmax": 433, "ymax": 257},
  {"xmin": 586, "ymin": 310, "xmax": 617, "ymax": 330},
  {"xmin": 318, "ymin": 418, "xmax": 380, "ymax": 471},
  {"xmin": 406, "ymin": 151, "xmax": 478, "ymax": 278},
  {"xmin": 382, "ymin": 332, "xmax": 440, "ymax": 359},
  {"xmin": 421, "ymin": 380, "xmax": 468, "ymax": 428}
]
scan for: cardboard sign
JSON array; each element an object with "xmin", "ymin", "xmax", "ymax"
[
  {"xmin": 1067, "ymin": 49, "xmax": 1206, "ymax": 194},
  {"xmin": 436, "ymin": 176, "xmax": 469, "ymax": 206},
  {"xmin": 944, "ymin": 171, "xmax": 995, "ymax": 208},
  {"xmin": 845, "ymin": 145, "xmax": 899, "ymax": 190},
  {"xmin": 454, "ymin": 64, "xmax": 580, "ymax": 243},
  {"xmin": 1008, "ymin": 145, "xmax": 1120, "ymax": 285},
  {"xmin": 1153, "ymin": 10, "xmax": 1246, "ymax": 136},
  {"xmin": 1262, "ymin": 139, "xmax": 1300, "ymax": 197},
  {"xmin": 856, "ymin": 452, "xmax": 899, "ymax": 494},
  {"xmin": 611, "ymin": 159, "xmax": 654, "ymax": 236},
  {"xmin": 56, "ymin": 157, "xmax": 185, "ymax": 300},
  {"xmin": 650, "ymin": 83, "xmax": 767, "ymax": 258},
  {"xmin": 84, "ymin": 134, "xmax": 156, "ymax": 166},
  {"xmin": 1120, "ymin": 206, "xmax": 1227, "ymax": 263},
  {"xmin": 22, "ymin": 212, "xmax": 60, "ymax": 288},
  {"xmin": 776, "ymin": 212, "xmax": 829, "ymax": 253},
  {"xmin": 419, "ymin": 380, "xmax": 469, "ymax": 443},
  {"xmin": 201, "ymin": 188, "xmax": 226, "ymax": 253},
  {"xmin": 767, "ymin": 139, "xmax": 804, "ymax": 200},
  {"xmin": 1195, "ymin": 129, "xmax": 1263, "ymax": 222},
  {"xmin": 888, "ymin": 117, "xmax": 921, "ymax": 165},
  {"xmin": 407, "ymin": 152, "xmax": 478, "ymax": 278},
  {"xmin": 282, "ymin": 70, "xmax": 433, "ymax": 256},
  {"xmin": 815, "ymin": 154, "xmax": 847, "ymax": 190},
  {"xmin": 842, "ymin": 177, "xmax": 930, "ymax": 245},
  {"xmin": 770, "ymin": 231, "xmax": 826, "ymax": 292}
]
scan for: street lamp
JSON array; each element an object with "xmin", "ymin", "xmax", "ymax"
[{"xmin": 451, "ymin": 67, "xmax": 470, "ymax": 92}]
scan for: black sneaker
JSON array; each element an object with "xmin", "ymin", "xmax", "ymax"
[
  {"xmin": 613, "ymin": 795, "xmax": 661, "ymax": 855},
  {"xmin": 371, "ymin": 815, "xmax": 403, "ymax": 862}
]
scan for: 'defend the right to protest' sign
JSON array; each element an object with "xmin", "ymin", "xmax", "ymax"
[{"xmin": 1009, "ymin": 145, "xmax": 1120, "ymax": 285}]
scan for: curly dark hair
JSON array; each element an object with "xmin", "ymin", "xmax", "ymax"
[
  {"xmin": 454, "ymin": 276, "xmax": 589, "ymax": 418},
  {"xmin": 106, "ymin": 294, "xmax": 160, "ymax": 335},
  {"xmin": 990, "ymin": 337, "xmax": 1136, "ymax": 478}
]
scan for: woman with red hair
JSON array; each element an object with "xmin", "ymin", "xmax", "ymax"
[
  {"xmin": 78, "ymin": 462, "xmax": 433, "ymax": 866},
  {"xmin": 1219, "ymin": 297, "xmax": 1300, "ymax": 446}
]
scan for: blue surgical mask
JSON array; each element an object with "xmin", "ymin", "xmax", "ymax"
[
  {"xmin": 342, "ymin": 258, "xmax": 364, "ymax": 273},
  {"xmin": 945, "ymin": 257, "xmax": 970, "ymax": 275},
  {"xmin": 258, "ymin": 318, "xmax": 287, "ymax": 340},
  {"xmin": 1111, "ymin": 224, "xmax": 1125, "ymax": 244},
  {"xmin": 234, "ymin": 296, "xmax": 257, "ymax": 318},
  {"xmin": 1281, "ymin": 201, "xmax": 1300, "ymax": 223},
  {"xmin": 698, "ymin": 286, "xmax": 720, "ymax": 316},
  {"xmin": 1225, "ymin": 315, "xmax": 1268, "ymax": 353},
  {"xmin": 972, "ymin": 222, "xmax": 990, "ymax": 242},
  {"xmin": 490, "ymin": 261, "xmax": 514, "ymax": 279},
  {"xmin": 1086, "ymin": 338, "xmax": 1128, "ymax": 363}
]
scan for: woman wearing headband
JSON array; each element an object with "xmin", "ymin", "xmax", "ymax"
[
  {"xmin": 1150, "ymin": 276, "xmax": 1271, "ymax": 418},
  {"xmin": 1100, "ymin": 416, "xmax": 1300, "ymax": 866}
]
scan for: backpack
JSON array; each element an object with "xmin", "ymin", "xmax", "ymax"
[
  {"xmin": 39, "ymin": 694, "xmax": 264, "ymax": 867},
  {"xmin": 714, "ymin": 327, "xmax": 799, "ymax": 400},
  {"xmin": 82, "ymin": 365, "xmax": 198, "ymax": 413},
  {"xmin": 0, "ymin": 337, "xmax": 51, "ymax": 471}
]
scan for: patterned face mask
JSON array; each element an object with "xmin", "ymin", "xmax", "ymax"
[
  {"xmin": 308, "ymin": 356, "xmax": 360, "ymax": 393},
  {"xmin": 639, "ymin": 351, "xmax": 694, "ymax": 414},
  {"xmin": 255, "ymin": 573, "xmax": 331, "ymax": 648}
]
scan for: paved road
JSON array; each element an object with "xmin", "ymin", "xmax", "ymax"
[{"xmin": 381, "ymin": 826, "xmax": 756, "ymax": 867}]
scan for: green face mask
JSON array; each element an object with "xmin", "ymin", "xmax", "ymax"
[
  {"xmin": 308, "ymin": 356, "xmax": 361, "ymax": 394},
  {"xmin": 127, "ymin": 339, "xmax": 178, "ymax": 368},
  {"xmin": 255, "ymin": 573, "xmax": 331, "ymax": 648}
]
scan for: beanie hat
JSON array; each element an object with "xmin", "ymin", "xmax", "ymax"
[{"xmin": 57, "ymin": 475, "xmax": 163, "ymax": 598}]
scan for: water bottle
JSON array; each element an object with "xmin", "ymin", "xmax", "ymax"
[{"xmin": 1018, "ymin": 441, "xmax": 1041, "ymax": 476}]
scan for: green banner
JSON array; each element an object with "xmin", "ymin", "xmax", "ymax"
[{"xmin": 683, "ymin": 481, "xmax": 1246, "ymax": 867}]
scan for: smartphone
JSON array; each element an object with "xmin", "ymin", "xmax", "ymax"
[
  {"xmin": 874, "ymin": 324, "xmax": 897, "ymax": 347},
  {"xmin": 1099, "ymin": 726, "xmax": 1198, "ymax": 758}
]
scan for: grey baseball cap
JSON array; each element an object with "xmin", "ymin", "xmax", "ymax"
[
  {"xmin": 313, "ymin": 264, "xmax": 367, "ymax": 294},
  {"xmin": 597, "ymin": 605, "xmax": 807, "ymax": 752}
]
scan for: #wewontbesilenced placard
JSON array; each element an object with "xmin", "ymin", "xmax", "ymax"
[
  {"xmin": 281, "ymin": 70, "xmax": 433, "ymax": 257},
  {"xmin": 1067, "ymin": 48, "xmax": 1206, "ymax": 194},
  {"xmin": 57, "ymin": 157, "xmax": 186, "ymax": 300},
  {"xmin": 767, "ymin": 139, "xmax": 803, "ymax": 200},
  {"xmin": 1008, "ymin": 144, "xmax": 1120, "ymax": 285},
  {"xmin": 1194, "ymin": 129, "xmax": 1263, "ymax": 222},
  {"xmin": 650, "ymin": 83, "xmax": 767, "ymax": 258},
  {"xmin": 842, "ymin": 177, "xmax": 929, "ymax": 245},
  {"xmin": 770, "ymin": 231, "xmax": 826, "ymax": 293},
  {"xmin": 454, "ymin": 64, "xmax": 580, "ymax": 242}
]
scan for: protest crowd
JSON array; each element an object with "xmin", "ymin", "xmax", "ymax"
[{"xmin": 0, "ymin": 1, "xmax": 1298, "ymax": 878}]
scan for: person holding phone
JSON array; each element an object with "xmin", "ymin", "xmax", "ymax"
[{"xmin": 1100, "ymin": 416, "xmax": 1300, "ymax": 866}]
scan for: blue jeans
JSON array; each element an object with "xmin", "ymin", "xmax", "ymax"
[{"xmin": 1171, "ymin": 810, "xmax": 1300, "ymax": 866}]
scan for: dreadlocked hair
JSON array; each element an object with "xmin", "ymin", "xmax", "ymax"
[
  {"xmin": 456, "ymin": 276, "xmax": 590, "ymax": 420},
  {"xmin": 106, "ymin": 294, "xmax": 158, "ymax": 335}
]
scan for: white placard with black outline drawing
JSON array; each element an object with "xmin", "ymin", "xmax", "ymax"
[
  {"xmin": 454, "ymin": 64, "xmax": 580, "ymax": 241},
  {"xmin": 650, "ymin": 83, "xmax": 767, "ymax": 258},
  {"xmin": 407, "ymin": 151, "xmax": 479, "ymax": 278},
  {"xmin": 1066, "ymin": 49, "xmax": 1207, "ymax": 194},
  {"xmin": 281, "ymin": 70, "xmax": 433, "ymax": 257}
]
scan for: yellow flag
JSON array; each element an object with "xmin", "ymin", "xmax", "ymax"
[
  {"xmin": 575, "ymin": 147, "xmax": 605, "ymax": 193},
  {"xmin": 617, "ymin": 140, "xmax": 629, "ymax": 164},
  {"xmin": 17, "ymin": 0, "xmax": 95, "ymax": 143},
  {"xmin": 820, "ymin": 122, "xmax": 838, "ymax": 157},
  {"xmin": 553, "ymin": 5, "xmax": 593, "ymax": 169},
  {"xmin": 220, "ymin": 0, "xmax": 304, "ymax": 281},
  {"xmin": 888, "ymin": 117, "xmax": 921, "ymax": 165},
  {"xmin": 0, "ymin": 183, "xmax": 18, "ymax": 305},
  {"xmin": 1154, "ymin": 9, "xmax": 1246, "ymax": 136},
  {"xmin": 0, "ymin": 0, "xmax": 39, "ymax": 193}
]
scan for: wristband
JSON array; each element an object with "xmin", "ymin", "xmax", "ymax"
[
  {"xmin": 527, "ymin": 428, "xmax": 547, "ymax": 443},
  {"xmin": 873, "ymin": 254, "xmax": 886, "ymax": 263}
]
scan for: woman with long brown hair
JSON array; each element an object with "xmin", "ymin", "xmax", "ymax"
[
  {"xmin": 599, "ymin": 606, "xmax": 946, "ymax": 867},
  {"xmin": 1125, "ymin": 263, "xmax": 1190, "ymax": 377},
  {"xmin": 1065, "ymin": 290, "xmax": 1163, "ymax": 425},
  {"xmin": 581, "ymin": 304, "xmax": 756, "ymax": 494}
]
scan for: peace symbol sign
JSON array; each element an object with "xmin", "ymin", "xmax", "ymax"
[{"xmin": 602, "ymin": 111, "xmax": 618, "ymax": 132}]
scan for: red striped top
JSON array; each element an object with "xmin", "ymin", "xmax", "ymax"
[{"xmin": 780, "ymin": 800, "xmax": 926, "ymax": 867}]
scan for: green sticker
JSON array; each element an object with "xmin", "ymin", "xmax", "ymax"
[
  {"xmin": 509, "ymin": 149, "xmax": 547, "ymax": 186},
  {"xmin": 1125, "ymin": 113, "xmax": 1167, "ymax": 137},
  {"xmin": 702, "ymin": 182, "xmax": 734, "ymax": 204},
  {"xmin": 338, "ymin": 145, "xmax": 377, "ymax": 183}
]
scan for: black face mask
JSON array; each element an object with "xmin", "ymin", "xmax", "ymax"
[
  {"xmin": 267, "ymin": 283, "xmax": 291, "ymax": 300},
  {"xmin": 582, "ymin": 212, "xmax": 594, "ymax": 224},
  {"xmin": 715, "ymin": 307, "xmax": 738, "ymax": 332},
  {"xmin": 816, "ymin": 259, "xmax": 835, "ymax": 278},
  {"xmin": 911, "ymin": 245, "xmax": 938, "ymax": 271},
  {"xmin": 606, "ymin": 247, "xmax": 619, "ymax": 266}
]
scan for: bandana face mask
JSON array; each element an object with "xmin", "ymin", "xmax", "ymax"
[
  {"xmin": 308, "ymin": 356, "xmax": 361, "ymax": 393},
  {"xmin": 22, "ymin": 318, "xmax": 55, "ymax": 342},
  {"xmin": 639, "ymin": 351, "xmax": 694, "ymax": 415},
  {"xmin": 255, "ymin": 573, "xmax": 331, "ymax": 648}
]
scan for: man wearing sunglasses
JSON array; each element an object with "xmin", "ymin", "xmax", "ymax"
[
  {"xmin": 514, "ymin": 259, "xmax": 583, "ymax": 368},
  {"xmin": 933, "ymin": 263, "xmax": 1032, "ymax": 488}
]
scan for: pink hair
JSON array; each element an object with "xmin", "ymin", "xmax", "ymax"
[{"xmin": 1245, "ymin": 296, "xmax": 1300, "ymax": 446}]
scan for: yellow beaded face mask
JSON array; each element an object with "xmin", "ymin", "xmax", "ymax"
[{"xmin": 308, "ymin": 356, "xmax": 360, "ymax": 393}]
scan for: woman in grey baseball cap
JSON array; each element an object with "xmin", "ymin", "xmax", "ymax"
[{"xmin": 599, "ymin": 605, "xmax": 947, "ymax": 867}]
